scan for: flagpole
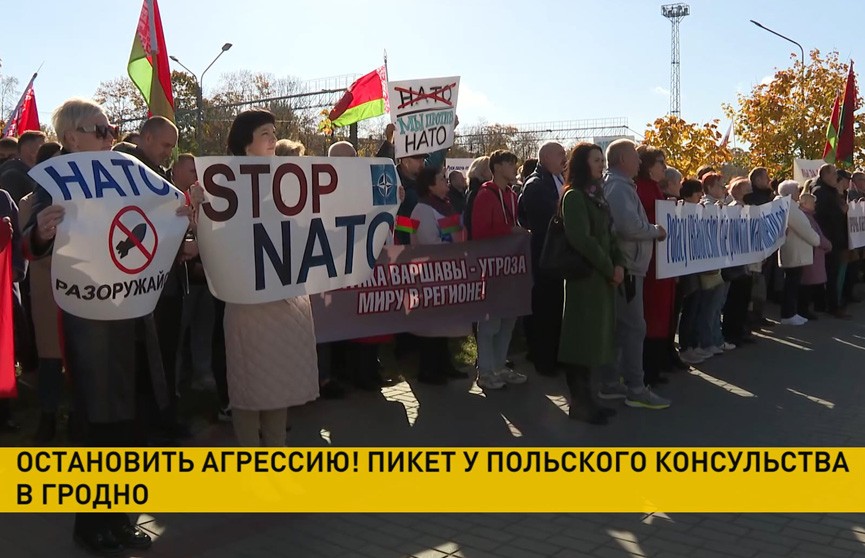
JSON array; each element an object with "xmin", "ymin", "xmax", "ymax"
[{"xmin": 147, "ymin": 0, "xmax": 158, "ymax": 55}]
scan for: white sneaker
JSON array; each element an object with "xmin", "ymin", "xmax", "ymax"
[
  {"xmin": 679, "ymin": 349, "xmax": 705, "ymax": 364},
  {"xmin": 708, "ymin": 346, "xmax": 725, "ymax": 355},
  {"xmin": 780, "ymin": 315, "xmax": 807, "ymax": 326},
  {"xmin": 721, "ymin": 342, "xmax": 736, "ymax": 351},
  {"xmin": 477, "ymin": 372, "xmax": 506, "ymax": 390},
  {"xmin": 497, "ymin": 368, "xmax": 527, "ymax": 385},
  {"xmin": 693, "ymin": 347, "xmax": 714, "ymax": 359}
]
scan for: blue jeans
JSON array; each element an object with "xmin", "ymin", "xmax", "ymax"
[
  {"xmin": 678, "ymin": 292, "xmax": 701, "ymax": 350},
  {"xmin": 476, "ymin": 318, "xmax": 516, "ymax": 375},
  {"xmin": 697, "ymin": 283, "xmax": 728, "ymax": 349}
]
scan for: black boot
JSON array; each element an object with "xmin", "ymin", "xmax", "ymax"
[
  {"xmin": 564, "ymin": 365, "xmax": 608, "ymax": 425},
  {"xmin": 33, "ymin": 412, "xmax": 57, "ymax": 444},
  {"xmin": 642, "ymin": 339, "xmax": 668, "ymax": 386}
]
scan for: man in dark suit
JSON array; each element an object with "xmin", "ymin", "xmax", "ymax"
[{"xmin": 517, "ymin": 141, "xmax": 566, "ymax": 376}]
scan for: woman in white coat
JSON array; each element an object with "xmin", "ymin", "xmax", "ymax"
[
  {"xmin": 777, "ymin": 180, "xmax": 820, "ymax": 326},
  {"xmin": 217, "ymin": 109, "xmax": 319, "ymax": 445}
]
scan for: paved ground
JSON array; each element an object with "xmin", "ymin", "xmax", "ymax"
[{"xmin": 4, "ymin": 298, "xmax": 865, "ymax": 557}]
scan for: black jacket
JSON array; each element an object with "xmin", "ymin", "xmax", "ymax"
[
  {"xmin": 517, "ymin": 166, "xmax": 559, "ymax": 276},
  {"xmin": 813, "ymin": 180, "xmax": 848, "ymax": 252},
  {"xmin": 0, "ymin": 158, "xmax": 36, "ymax": 205},
  {"xmin": 744, "ymin": 186, "xmax": 774, "ymax": 206},
  {"xmin": 447, "ymin": 186, "xmax": 467, "ymax": 214}
]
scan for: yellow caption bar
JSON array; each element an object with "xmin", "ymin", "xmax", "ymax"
[{"xmin": 0, "ymin": 447, "xmax": 861, "ymax": 513}]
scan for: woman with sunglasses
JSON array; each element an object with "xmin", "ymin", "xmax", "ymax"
[{"xmin": 23, "ymin": 98, "xmax": 186, "ymax": 556}]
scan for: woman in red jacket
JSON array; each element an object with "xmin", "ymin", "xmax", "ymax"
[
  {"xmin": 469, "ymin": 149, "xmax": 528, "ymax": 390},
  {"xmin": 634, "ymin": 145, "xmax": 676, "ymax": 386}
]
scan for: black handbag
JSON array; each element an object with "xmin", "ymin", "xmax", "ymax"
[{"xmin": 539, "ymin": 197, "xmax": 592, "ymax": 281}]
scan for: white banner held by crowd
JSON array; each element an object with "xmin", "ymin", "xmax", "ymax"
[
  {"xmin": 793, "ymin": 159, "xmax": 823, "ymax": 186},
  {"xmin": 848, "ymin": 201, "xmax": 865, "ymax": 249},
  {"xmin": 655, "ymin": 198, "xmax": 791, "ymax": 279},
  {"xmin": 29, "ymin": 152, "xmax": 189, "ymax": 320},
  {"xmin": 388, "ymin": 76, "xmax": 460, "ymax": 158},
  {"xmin": 194, "ymin": 156, "xmax": 400, "ymax": 304},
  {"xmin": 445, "ymin": 158, "xmax": 474, "ymax": 176}
]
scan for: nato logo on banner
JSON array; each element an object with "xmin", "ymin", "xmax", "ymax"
[{"xmin": 370, "ymin": 164, "xmax": 398, "ymax": 206}]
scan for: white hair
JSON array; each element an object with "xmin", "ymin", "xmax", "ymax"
[
  {"xmin": 52, "ymin": 98, "xmax": 106, "ymax": 146},
  {"xmin": 664, "ymin": 167, "xmax": 682, "ymax": 183},
  {"xmin": 778, "ymin": 179, "xmax": 800, "ymax": 198},
  {"xmin": 327, "ymin": 141, "xmax": 356, "ymax": 157},
  {"xmin": 605, "ymin": 139, "xmax": 637, "ymax": 168}
]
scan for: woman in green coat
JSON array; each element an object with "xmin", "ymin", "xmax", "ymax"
[{"xmin": 559, "ymin": 143, "xmax": 625, "ymax": 425}]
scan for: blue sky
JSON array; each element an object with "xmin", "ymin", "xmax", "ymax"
[{"xmin": 2, "ymin": 0, "xmax": 861, "ymax": 137}]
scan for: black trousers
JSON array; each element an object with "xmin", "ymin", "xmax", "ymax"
[
  {"xmin": 723, "ymin": 276, "xmax": 752, "ymax": 342},
  {"xmin": 844, "ymin": 258, "xmax": 861, "ymax": 301},
  {"xmin": 153, "ymin": 295, "xmax": 183, "ymax": 426},
  {"xmin": 417, "ymin": 337, "xmax": 450, "ymax": 381},
  {"xmin": 781, "ymin": 267, "xmax": 803, "ymax": 319},
  {"xmin": 562, "ymin": 364, "xmax": 597, "ymax": 418},
  {"xmin": 826, "ymin": 250, "xmax": 843, "ymax": 312},
  {"xmin": 211, "ymin": 299, "xmax": 229, "ymax": 408},
  {"xmin": 525, "ymin": 274, "xmax": 564, "ymax": 375},
  {"xmin": 73, "ymin": 325, "xmax": 149, "ymax": 538},
  {"xmin": 799, "ymin": 284, "xmax": 823, "ymax": 315}
]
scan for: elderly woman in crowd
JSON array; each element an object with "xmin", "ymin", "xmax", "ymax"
[
  {"xmin": 463, "ymin": 155, "xmax": 492, "ymax": 239},
  {"xmin": 776, "ymin": 180, "xmax": 820, "ymax": 326},
  {"xmin": 559, "ymin": 143, "xmax": 624, "ymax": 425},
  {"xmin": 660, "ymin": 166, "xmax": 683, "ymax": 199},
  {"xmin": 24, "ymin": 98, "xmax": 180, "ymax": 555},
  {"xmin": 634, "ymin": 145, "xmax": 675, "ymax": 385},
  {"xmin": 799, "ymin": 192, "xmax": 833, "ymax": 319},
  {"xmin": 409, "ymin": 166, "xmax": 470, "ymax": 384},
  {"xmin": 205, "ymin": 109, "xmax": 319, "ymax": 448}
]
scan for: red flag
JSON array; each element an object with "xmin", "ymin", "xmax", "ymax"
[
  {"xmin": 822, "ymin": 93, "xmax": 841, "ymax": 163},
  {"xmin": 0, "ymin": 222, "xmax": 16, "ymax": 398},
  {"xmin": 835, "ymin": 61, "xmax": 858, "ymax": 165},
  {"xmin": 2, "ymin": 74, "xmax": 40, "ymax": 138}
]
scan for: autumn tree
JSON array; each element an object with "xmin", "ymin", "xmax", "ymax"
[
  {"xmin": 94, "ymin": 77, "xmax": 147, "ymax": 134},
  {"xmin": 643, "ymin": 115, "xmax": 732, "ymax": 178},
  {"xmin": 724, "ymin": 49, "xmax": 864, "ymax": 177}
]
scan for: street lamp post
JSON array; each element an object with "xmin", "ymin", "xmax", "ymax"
[
  {"xmin": 750, "ymin": 20, "xmax": 806, "ymax": 156},
  {"xmin": 170, "ymin": 42, "xmax": 233, "ymax": 152}
]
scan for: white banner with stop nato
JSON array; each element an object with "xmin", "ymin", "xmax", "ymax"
[
  {"xmin": 193, "ymin": 156, "xmax": 401, "ymax": 304},
  {"xmin": 28, "ymin": 151, "xmax": 189, "ymax": 320}
]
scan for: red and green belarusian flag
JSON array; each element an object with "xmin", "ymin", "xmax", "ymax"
[
  {"xmin": 835, "ymin": 61, "xmax": 858, "ymax": 166},
  {"xmin": 824, "ymin": 60, "xmax": 858, "ymax": 165},
  {"xmin": 319, "ymin": 66, "xmax": 388, "ymax": 134},
  {"xmin": 128, "ymin": 0, "xmax": 175, "ymax": 122},
  {"xmin": 394, "ymin": 216, "xmax": 419, "ymax": 235},
  {"xmin": 437, "ymin": 215, "xmax": 462, "ymax": 235},
  {"xmin": 822, "ymin": 94, "xmax": 841, "ymax": 164}
]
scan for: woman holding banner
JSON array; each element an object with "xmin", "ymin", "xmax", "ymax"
[
  {"xmin": 23, "ymin": 98, "xmax": 163, "ymax": 555},
  {"xmin": 634, "ymin": 145, "xmax": 677, "ymax": 385},
  {"xmin": 219, "ymin": 109, "xmax": 319, "ymax": 447},
  {"xmin": 409, "ymin": 166, "xmax": 470, "ymax": 384},
  {"xmin": 559, "ymin": 143, "xmax": 624, "ymax": 425}
]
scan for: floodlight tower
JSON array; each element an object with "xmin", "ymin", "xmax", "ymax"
[{"xmin": 662, "ymin": 3, "xmax": 690, "ymax": 117}]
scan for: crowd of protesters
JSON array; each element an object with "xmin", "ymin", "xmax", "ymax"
[{"xmin": 0, "ymin": 97, "xmax": 863, "ymax": 554}]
